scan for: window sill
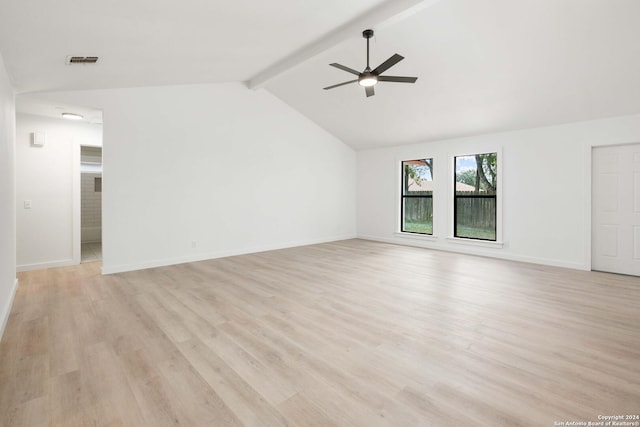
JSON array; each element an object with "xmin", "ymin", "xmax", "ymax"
[
  {"xmin": 445, "ymin": 237, "xmax": 504, "ymax": 249},
  {"xmin": 394, "ymin": 232, "xmax": 438, "ymax": 242}
]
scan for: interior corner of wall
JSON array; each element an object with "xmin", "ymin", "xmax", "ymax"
[{"xmin": 0, "ymin": 277, "xmax": 19, "ymax": 342}]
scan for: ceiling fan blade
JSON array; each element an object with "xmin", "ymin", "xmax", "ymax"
[
  {"xmin": 365, "ymin": 86, "xmax": 375, "ymax": 97},
  {"xmin": 372, "ymin": 54, "xmax": 404, "ymax": 75},
  {"xmin": 377, "ymin": 76, "xmax": 418, "ymax": 83},
  {"xmin": 329, "ymin": 63, "xmax": 361, "ymax": 76},
  {"xmin": 323, "ymin": 79, "xmax": 358, "ymax": 90}
]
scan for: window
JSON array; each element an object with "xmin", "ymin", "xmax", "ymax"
[
  {"xmin": 401, "ymin": 159, "xmax": 433, "ymax": 234},
  {"xmin": 454, "ymin": 153, "xmax": 497, "ymax": 241}
]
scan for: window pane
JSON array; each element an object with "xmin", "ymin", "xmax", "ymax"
[
  {"xmin": 454, "ymin": 152, "xmax": 497, "ymax": 241},
  {"xmin": 402, "ymin": 159, "xmax": 432, "ymax": 195},
  {"xmin": 455, "ymin": 153, "xmax": 497, "ymax": 195},
  {"xmin": 401, "ymin": 158, "xmax": 433, "ymax": 235},
  {"xmin": 403, "ymin": 197, "xmax": 433, "ymax": 234},
  {"xmin": 455, "ymin": 197, "xmax": 496, "ymax": 240}
]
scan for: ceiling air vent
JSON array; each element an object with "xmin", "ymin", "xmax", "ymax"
[{"xmin": 65, "ymin": 56, "xmax": 99, "ymax": 65}]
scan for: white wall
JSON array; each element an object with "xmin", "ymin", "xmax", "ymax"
[
  {"xmin": 357, "ymin": 114, "xmax": 640, "ymax": 270},
  {"xmin": 15, "ymin": 113, "xmax": 102, "ymax": 270},
  {"xmin": 20, "ymin": 83, "xmax": 357, "ymax": 273},
  {"xmin": 0, "ymin": 53, "xmax": 16, "ymax": 339}
]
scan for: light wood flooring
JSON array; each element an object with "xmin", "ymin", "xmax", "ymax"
[{"xmin": 0, "ymin": 239, "xmax": 639, "ymax": 426}]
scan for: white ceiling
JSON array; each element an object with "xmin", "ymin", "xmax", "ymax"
[
  {"xmin": 16, "ymin": 98, "xmax": 103, "ymax": 125},
  {"xmin": 3, "ymin": 0, "xmax": 640, "ymax": 149},
  {"xmin": 0, "ymin": 0, "xmax": 390, "ymax": 92},
  {"xmin": 265, "ymin": 0, "xmax": 640, "ymax": 148}
]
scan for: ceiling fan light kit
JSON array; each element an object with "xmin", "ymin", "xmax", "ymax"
[
  {"xmin": 323, "ymin": 29, "xmax": 417, "ymax": 97},
  {"xmin": 358, "ymin": 72, "xmax": 378, "ymax": 87}
]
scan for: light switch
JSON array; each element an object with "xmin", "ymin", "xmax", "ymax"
[
  {"xmin": 24, "ymin": 200, "xmax": 32, "ymax": 209},
  {"xmin": 31, "ymin": 132, "xmax": 45, "ymax": 147}
]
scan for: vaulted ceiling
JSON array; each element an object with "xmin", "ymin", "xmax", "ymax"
[{"xmin": 2, "ymin": 0, "xmax": 640, "ymax": 149}]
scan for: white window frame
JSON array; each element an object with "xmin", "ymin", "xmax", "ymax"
[
  {"xmin": 447, "ymin": 147, "xmax": 503, "ymax": 248},
  {"xmin": 395, "ymin": 156, "xmax": 438, "ymax": 242}
]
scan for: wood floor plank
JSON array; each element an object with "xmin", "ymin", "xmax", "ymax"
[
  {"xmin": 199, "ymin": 324, "xmax": 298, "ymax": 406},
  {"xmin": 278, "ymin": 393, "xmax": 338, "ymax": 427},
  {"xmin": 79, "ymin": 342, "xmax": 147, "ymax": 426},
  {"xmin": 176, "ymin": 338, "xmax": 288, "ymax": 427},
  {"xmin": 118, "ymin": 348, "xmax": 198, "ymax": 426},
  {"xmin": 48, "ymin": 370, "xmax": 95, "ymax": 427},
  {"xmin": 1, "ymin": 239, "xmax": 639, "ymax": 426}
]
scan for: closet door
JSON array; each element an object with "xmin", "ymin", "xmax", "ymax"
[{"xmin": 592, "ymin": 144, "xmax": 640, "ymax": 276}]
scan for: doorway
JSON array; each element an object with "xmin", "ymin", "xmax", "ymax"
[
  {"xmin": 592, "ymin": 143, "xmax": 640, "ymax": 276},
  {"xmin": 80, "ymin": 146, "xmax": 102, "ymax": 262}
]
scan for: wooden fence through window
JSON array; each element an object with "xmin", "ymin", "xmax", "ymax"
[{"xmin": 403, "ymin": 191, "xmax": 495, "ymax": 229}]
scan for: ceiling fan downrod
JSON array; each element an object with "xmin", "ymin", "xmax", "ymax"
[{"xmin": 363, "ymin": 29, "xmax": 374, "ymax": 71}]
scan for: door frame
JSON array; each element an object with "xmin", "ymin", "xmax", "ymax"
[
  {"xmin": 72, "ymin": 142, "xmax": 81, "ymax": 265},
  {"xmin": 589, "ymin": 141, "xmax": 640, "ymax": 274},
  {"xmin": 74, "ymin": 143, "xmax": 103, "ymax": 265}
]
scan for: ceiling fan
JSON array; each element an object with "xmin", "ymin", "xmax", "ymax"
[{"xmin": 323, "ymin": 29, "xmax": 418, "ymax": 97}]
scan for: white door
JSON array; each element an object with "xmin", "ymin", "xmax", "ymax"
[{"xmin": 592, "ymin": 144, "xmax": 640, "ymax": 276}]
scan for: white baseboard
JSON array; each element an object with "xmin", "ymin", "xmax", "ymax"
[
  {"xmin": 102, "ymin": 234, "xmax": 357, "ymax": 274},
  {"xmin": 17, "ymin": 258, "xmax": 75, "ymax": 273},
  {"xmin": 0, "ymin": 278, "xmax": 18, "ymax": 342},
  {"xmin": 357, "ymin": 234, "xmax": 588, "ymax": 271}
]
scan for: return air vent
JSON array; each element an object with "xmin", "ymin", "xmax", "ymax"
[{"xmin": 65, "ymin": 56, "xmax": 99, "ymax": 65}]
